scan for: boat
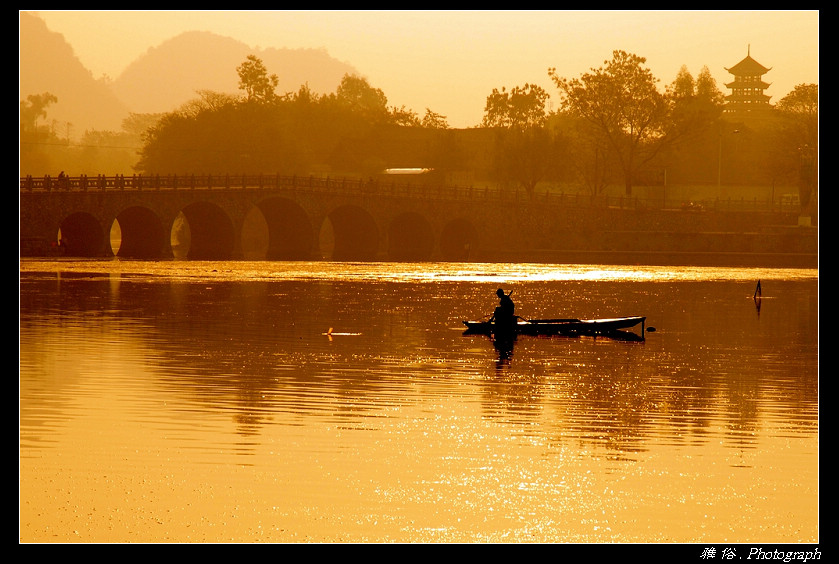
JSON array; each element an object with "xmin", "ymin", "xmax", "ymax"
[{"xmin": 462, "ymin": 316, "xmax": 647, "ymax": 338}]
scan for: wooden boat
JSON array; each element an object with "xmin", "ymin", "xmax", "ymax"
[{"xmin": 462, "ymin": 316, "xmax": 646, "ymax": 338}]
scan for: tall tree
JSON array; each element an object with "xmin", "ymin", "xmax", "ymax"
[
  {"xmin": 551, "ymin": 113, "xmax": 617, "ymax": 197},
  {"xmin": 481, "ymin": 83, "xmax": 549, "ymax": 129},
  {"xmin": 236, "ymin": 55, "xmax": 280, "ymax": 104},
  {"xmin": 20, "ymin": 92, "xmax": 61, "ymax": 174},
  {"xmin": 20, "ymin": 92, "xmax": 58, "ymax": 133},
  {"xmin": 550, "ymin": 50, "xmax": 672, "ymax": 195},
  {"xmin": 492, "ymin": 126, "xmax": 565, "ymax": 198},
  {"xmin": 668, "ymin": 65, "xmax": 724, "ymax": 137},
  {"xmin": 334, "ymin": 74, "xmax": 389, "ymax": 123},
  {"xmin": 775, "ymin": 84, "xmax": 818, "ymax": 212},
  {"xmin": 670, "ymin": 66, "xmax": 696, "ymax": 99},
  {"xmin": 695, "ymin": 66, "xmax": 725, "ymax": 105},
  {"xmin": 775, "ymin": 84, "xmax": 818, "ymax": 149},
  {"xmin": 481, "ymin": 83, "xmax": 558, "ymax": 198}
]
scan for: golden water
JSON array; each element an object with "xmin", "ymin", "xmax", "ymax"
[{"xmin": 19, "ymin": 260, "xmax": 818, "ymax": 543}]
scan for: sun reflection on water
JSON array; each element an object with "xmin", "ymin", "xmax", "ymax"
[{"xmin": 19, "ymin": 258, "xmax": 817, "ymax": 285}]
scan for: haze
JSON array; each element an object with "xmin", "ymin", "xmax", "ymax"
[{"xmin": 32, "ymin": 10, "xmax": 818, "ymax": 129}]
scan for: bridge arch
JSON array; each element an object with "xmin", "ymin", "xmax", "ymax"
[
  {"xmin": 440, "ymin": 217, "xmax": 479, "ymax": 261},
  {"xmin": 323, "ymin": 204, "xmax": 380, "ymax": 261},
  {"xmin": 256, "ymin": 197, "xmax": 314, "ymax": 260},
  {"xmin": 387, "ymin": 211, "xmax": 435, "ymax": 261},
  {"xmin": 60, "ymin": 212, "xmax": 106, "ymax": 257},
  {"xmin": 113, "ymin": 206, "xmax": 168, "ymax": 259},
  {"xmin": 176, "ymin": 201, "xmax": 236, "ymax": 260}
]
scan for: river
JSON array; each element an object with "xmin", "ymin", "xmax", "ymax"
[{"xmin": 19, "ymin": 259, "xmax": 818, "ymax": 544}]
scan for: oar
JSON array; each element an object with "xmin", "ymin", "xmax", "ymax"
[{"xmin": 524, "ymin": 317, "xmax": 582, "ymax": 324}]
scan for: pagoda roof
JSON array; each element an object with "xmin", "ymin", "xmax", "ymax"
[
  {"xmin": 725, "ymin": 79, "xmax": 771, "ymax": 89},
  {"xmin": 725, "ymin": 92, "xmax": 772, "ymax": 103},
  {"xmin": 725, "ymin": 53, "xmax": 772, "ymax": 76}
]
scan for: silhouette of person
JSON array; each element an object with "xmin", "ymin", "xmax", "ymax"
[{"xmin": 490, "ymin": 288, "xmax": 515, "ymax": 329}]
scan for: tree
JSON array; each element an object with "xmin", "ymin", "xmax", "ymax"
[
  {"xmin": 480, "ymin": 83, "xmax": 557, "ymax": 198},
  {"xmin": 667, "ymin": 65, "xmax": 724, "ymax": 139},
  {"xmin": 695, "ymin": 66, "xmax": 725, "ymax": 105},
  {"xmin": 20, "ymin": 92, "xmax": 58, "ymax": 133},
  {"xmin": 775, "ymin": 84, "xmax": 818, "ymax": 149},
  {"xmin": 775, "ymin": 84, "xmax": 818, "ymax": 213},
  {"xmin": 389, "ymin": 105, "xmax": 421, "ymax": 126},
  {"xmin": 236, "ymin": 55, "xmax": 280, "ymax": 104},
  {"xmin": 20, "ymin": 92, "xmax": 61, "ymax": 174},
  {"xmin": 550, "ymin": 50, "xmax": 673, "ymax": 196},
  {"xmin": 334, "ymin": 74, "xmax": 389, "ymax": 123},
  {"xmin": 421, "ymin": 109, "xmax": 449, "ymax": 129},
  {"xmin": 137, "ymin": 67, "xmax": 404, "ymax": 174},
  {"xmin": 178, "ymin": 90, "xmax": 239, "ymax": 118},
  {"xmin": 552, "ymin": 113, "xmax": 617, "ymax": 197},
  {"xmin": 670, "ymin": 65, "xmax": 696, "ymax": 99},
  {"xmin": 481, "ymin": 83, "xmax": 549, "ymax": 129},
  {"xmin": 492, "ymin": 126, "xmax": 565, "ymax": 198}
]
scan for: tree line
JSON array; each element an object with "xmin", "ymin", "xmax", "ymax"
[{"xmin": 21, "ymin": 51, "xmax": 817, "ymax": 205}]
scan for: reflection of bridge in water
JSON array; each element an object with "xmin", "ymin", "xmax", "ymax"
[
  {"xmin": 19, "ymin": 174, "xmax": 546, "ymax": 260},
  {"xmin": 20, "ymin": 174, "xmax": 817, "ymax": 266}
]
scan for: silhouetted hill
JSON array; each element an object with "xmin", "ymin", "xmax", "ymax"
[
  {"xmin": 111, "ymin": 31, "xmax": 359, "ymax": 114},
  {"xmin": 20, "ymin": 13, "xmax": 361, "ymax": 134},
  {"xmin": 19, "ymin": 11, "xmax": 130, "ymax": 132}
]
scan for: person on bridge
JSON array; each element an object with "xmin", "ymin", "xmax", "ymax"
[{"xmin": 489, "ymin": 288, "xmax": 515, "ymax": 328}]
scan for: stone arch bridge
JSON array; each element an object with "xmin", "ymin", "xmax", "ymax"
[{"xmin": 20, "ymin": 174, "xmax": 562, "ymax": 261}]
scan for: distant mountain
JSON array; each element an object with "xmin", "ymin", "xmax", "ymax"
[
  {"xmin": 19, "ymin": 11, "xmax": 130, "ymax": 132},
  {"xmin": 20, "ymin": 12, "xmax": 361, "ymax": 134},
  {"xmin": 112, "ymin": 31, "xmax": 359, "ymax": 114}
]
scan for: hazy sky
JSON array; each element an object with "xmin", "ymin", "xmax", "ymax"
[{"xmin": 31, "ymin": 10, "xmax": 818, "ymax": 128}]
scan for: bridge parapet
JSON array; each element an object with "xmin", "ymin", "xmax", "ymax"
[
  {"xmin": 21, "ymin": 174, "xmax": 806, "ymax": 214},
  {"xmin": 21, "ymin": 173, "xmax": 469, "ymax": 198},
  {"xmin": 20, "ymin": 174, "xmax": 573, "ymax": 209}
]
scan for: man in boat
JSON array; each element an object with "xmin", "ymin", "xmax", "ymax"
[{"xmin": 489, "ymin": 288, "xmax": 516, "ymax": 330}]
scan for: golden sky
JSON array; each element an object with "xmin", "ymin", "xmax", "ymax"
[{"xmin": 30, "ymin": 10, "xmax": 818, "ymax": 128}]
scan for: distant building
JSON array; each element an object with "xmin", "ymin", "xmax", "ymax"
[
  {"xmin": 723, "ymin": 46, "xmax": 773, "ymax": 115},
  {"xmin": 376, "ymin": 168, "xmax": 474, "ymax": 188}
]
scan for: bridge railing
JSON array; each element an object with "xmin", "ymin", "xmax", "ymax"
[
  {"xmin": 20, "ymin": 174, "xmax": 803, "ymax": 214},
  {"xmin": 19, "ymin": 173, "xmax": 380, "ymax": 194}
]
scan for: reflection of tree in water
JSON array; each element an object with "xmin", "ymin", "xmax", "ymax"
[
  {"xmin": 17, "ymin": 276, "xmax": 391, "ymax": 439},
  {"xmin": 21, "ymin": 272, "xmax": 819, "ymax": 454}
]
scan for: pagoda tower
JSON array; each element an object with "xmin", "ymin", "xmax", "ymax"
[{"xmin": 723, "ymin": 46, "xmax": 773, "ymax": 114}]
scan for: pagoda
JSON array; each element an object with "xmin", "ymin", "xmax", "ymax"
[{"xmin": 723, "ymin": 46, "xmax": 773, "ymax": 114}]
